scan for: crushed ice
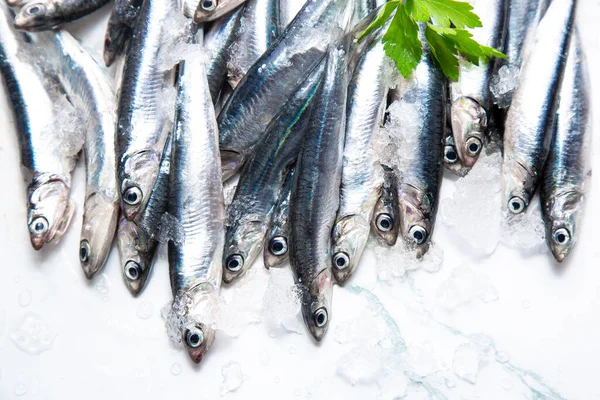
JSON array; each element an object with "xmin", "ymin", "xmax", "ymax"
[
  {"xmin": 9, "ymin": 312, "xmax": 56, "ymax": 355},
  {"xmin": 501, "ymin": 196, "xmax": 546, "ymax": 251},
  {"xmin": 452, "ymin": 335, "xmax": 494, "ymax": 384},
  {"xmin": 136, "ymin": 301, "xmax": 154, "ymax": 320},
  {"xmin": 156, "ymin": 212, "xmax": 185, "ymax": 245},
  {"xmin": 490, "ymin": 65, "xmax": 520, "ymax": 109},
  {"xmin": 220, "ymin": 362, "xmax": 246, "ymax": 396},
  {"xmin": 261, "ymin": 268, "xmax": 302, "ymax": 336},
  {"xmin": 436, "ymin": 264, "xmax": 499, "ymax": 310}
]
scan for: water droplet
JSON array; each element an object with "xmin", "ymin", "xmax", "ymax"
[
  {"xmin": 102, "ymin": 296, "xmax": 109, "ymax": 302},
  {"xmin": 136, "ymin": 301, "xmax": 154, "ymax": 320},
  {"xmin": 170, "ymin": 363, "xmax": 182, "ymax": 376},
  {"xmin": 444, "ymin": 378, "xmax": 455, "ymax": 388},
  {"xmin": 14, "ymin": 382, "xmax": 27, "ymax": 396},
  {"xmin": 95, "ymin": 274, "xmax": 110, "ymax": 296},
  {"xmin": 18, "ymin": 290, "xmax": 32, "ymax": 308},
  {"xmin": 288, "ymin": 346, "xmax": 296, "ymax": 355},
  {"xmin": 274, "ymin": 376, "xmax": 280, "ymax": 384},
  {"xmin": 293, "ymin": 389, "xmax": 301, "ymax": 396},
  {"xmin": 522, "ymin": 300, "xmax": 530, "ymax": 309},
  {"xmin": 14, "ymin": 276, "xmax": 21, "ymax": 283},
  {"xmin": 9, "ymin": 312, "xmax": 56, "ymax": 355},
  {"xmin": 495, "ymin": 351, "xmax": 510, "ymax": 364}
]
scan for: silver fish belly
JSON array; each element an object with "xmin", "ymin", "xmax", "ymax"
[
  {"xmin": 103, "ymin": 0, "xmax": 143, "ymax": 67},
  {"xmin": 505, "ymin": 0, "xmax": 551, "ymax": 69},
  {"xmin": 14, "ymin": 0, "xmax": 111, "ymax": 31},
  {"xmin": 540, "ymin": 32, "xmax": 590, "ymax": 263},
  {"xmin": 264, "ymin": 165, "xmax": 295, "ymax": 269},
  {"xmin": 503, "ymin": 0, "xmax": 577, "ymax": 214},
  {"xmin": 278, "ymin": 0, "xmax": 304, "ymax": 29}
]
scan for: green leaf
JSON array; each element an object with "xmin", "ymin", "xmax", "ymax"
[
  {"xmin": 382, "ymin": 3, "xmax": 423, "ymax": 78},
  {"xmin": 428, "ymin": 24, "xmax": 507, "ymax": 64},
  {"xmin": 410, "ymin": 0, "xmax": 482, "ymax": 29},
  {"xmin": 358, "ymin": 1, "xmax": 399, "ymax": 42},
  {"xmin": 424, "ymin": 24, "xmax": 459, "ymax": 81}
]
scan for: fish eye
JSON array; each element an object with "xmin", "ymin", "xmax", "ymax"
[
  {"xmin": 79, "ymin": 240, "xmax": 91, "ymax": 263},
  {"xmin": 29, "ymin": 217, "xmax": 49, "ymax": 235},
  {"xmin": 553, "ymin": 228, "xmax": 571, "ymax": 245},
  {"xmin": 269, "ymin": 236, "xmax": 288, "ymax": 256},
  {"xmin": 201, "ymin": 0, "xmax": 217, "ymax": 11},
  {"xmin": 225, "ymin": 254, "xmax": 243, "ymax": 272},
  {"xmin": 313, "ymin": 307, "xmax": 328, "ymax": 328},
  {"xmin": 444, "ymin": 145, "xmax": 458, "ymax": 163},
  {"xmin": 376, "ymin": 214, "xmax": 393, "ymax": 232},
  {"xmin": 123, "ymin": 186, "xmax": 143, "ymax": 206},
  {"xmin": 185, "ymin": 327, "xmax": 204, "ymax": 348},
  {"xmin": 332, "ymin": 252, "xmax": 350, "ymax": 270},
  {"xmin": 25, "ymin": 3, "xmax": 46, "ymax": 16},
  {"xmin": 408, "ymin": 225, "xmax": 427, "ymax": 245},
  {"xmin": 465, "ymin": 137, "xmax": 482, "ymax": 156},
  {"xmin": 508, "ymin": 196, "xmax": 525, "ymax": 214},
  {"xmin": 124, "ymin": 261, "xmax": 141, "ymax": 281}
]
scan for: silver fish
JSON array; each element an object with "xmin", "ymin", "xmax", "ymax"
[
  {"xmin": 222, "ymin": 59, "xmax": 324, "ymax": 283},
  {"xmin": 540, "ymin": 32, "xmax": 590, "ymax": 263},
  {"xmin": 331, "ymin": 33, "xmax": 389, "ymax": 284},
  {"xmin": 290, "ymin": 39, "xmax": 350, "ymax": 341},
  {"xmin": 218, "ymin": 0, "xmax": 353, "ymax": 180},
  {"xmin": 116, "ymin": 0, "xmax": 176, "ymax": 221},
  {"xmin": 215, "ymin": 82, "xmax": 233, "ymax": 114},
  {"xmin": 48, "ymin": 31, "xmax": 119, "ymax": 279},
  {"xmin": 227, "ymin": 0, "xmax": 279, "ymax": 88},
  {"xmin": 14, "ymin": 0, "xmax": 110, "ymax": 31},
  {"xmin": 503, "ymin": 0, "xmax": 576, "ymax": 214},
  {"xmin": 505, "ymin": 0, "xmax": 551, "ymax": 69},
  {"xmin": 118, "ymin": 132, "xmax": 173, "ymax": 295},
  {"xmin": 204, "ymin": 6, "xmax": 243, "ymax": 102},
  {"xmin": 446, "ymin": 0, "xmax": 508, "ymax": 175},
  {"xmin": 103, "ymin": 0, "xmax": 143, "ymax": 67},
  {"xmin": 0, "ymin": 3, "xmax": 79, "ymax": 250},
  {"xmin": 278, "ymin": 0, "xmax": 303, "ymax": 29},
  {"xmin": 168, "ymin": 47, "xmax": 225, "ymax": 364},
  {"xmin": 194, "ymin": 0, "xmax": 247, "ymax": 23},
  {"xmin": 264, "ymin": 165, "xmax": 294, "ymax": 269},
  {"xmin": 371, "ymin": 167, "xmax": 399, "ymax": 246},
  {"xmin": 389, "ymin": 43, "xmax": 446, "ymax": 257}
]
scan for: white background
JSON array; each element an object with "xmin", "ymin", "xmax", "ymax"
[{"xmin": 1, "ymin": 1, "xmax": 599, "ymax": 399}]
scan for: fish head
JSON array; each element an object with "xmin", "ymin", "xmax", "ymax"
[
  {"xmin": 182, "ymin": 320, "xmax": 216, "ymax": 364},
  {"xmin": 79, "ymin": 192, "xmax": 119, "ymax": 279},
  {"xmin": 14, "ymin": 1, "xmax": 59, "ymax": 31},
  {"xmin": 450, "ymin": 97, "xmax": 487, "ymax": 172},
  {"xmin": 27, "ymin": 179, "xmax": 74, "ymax": 250},
  {"xmin": 220, "ymin": 150, "xmax": 245, "ymax": 181},
  {"xmin": 263, "ymin": 234, "xmax": 289, "ymax": 269},
  {"xmin": 119, "ymin": 151, "xmax": 161, "ymax": 220},
  {"xmin": 398, "ymin": 184, "xmax": 433, "ymax": 258},
  {"xmin": 331, "ymin": 214, "xmax": 370, "ymax": 283},
  {"xmin": 543, "ymin": 191, "xmax": 583, "ymax": 262},
  {"xmin": 300, "ymin": 268, "xmax": 333, "ymax": 341},
  {"xmin": 179, "ymin": 286, "xmax": 218, "ymax": 364},
  {"xmin": 502, "ymin": 158, "xmax": 535, "ymax": 214},
  {"xmin": 222, "ymin": 217, "xmax": 265, "ymax": 283},
  {"xmin": 117, "ymin": 217, "xmax": 155, "ymax": 295},
  {"xmin": 371, "ymin": 190, "xmax": 399, "ymax": 246}
]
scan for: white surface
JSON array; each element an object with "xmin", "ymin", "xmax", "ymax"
[{"xmin": 1, "ymin": 2, "xmax": 600, "ymax": 399}]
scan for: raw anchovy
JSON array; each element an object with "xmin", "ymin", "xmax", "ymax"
[
  {"xmin": 118, "ymin": 133, "xmax": 173, "ymax": 295},
  {"xmin": 103, "ymin": 0, "xmax": 143, "ymax": 67},
  {"xmin": 168, "ymin": 50, "xmax": 225, "ymax": 364},
  {"xmin": 194, "ymin": 0, "xmax": 247, "ymax": 23},
  {"xmin": 218, "ymin": 0, "xmax": 353, "ymax": 180},
  {"xmin": 446, "ymin": 0, "xmax": 508, "ymax": 175},
  {"xmin": 264, "ymin": 165, "xmax": 295, "ymax": 269},
  {"xmin": 49, "ymin": 31, "xmax": 119, "ymax": 279},
  {"xmin": 331, "ymin": 34, "xmax": 389, "ymax": 284},
  {"xmin": 502, "ymin": 0, "xmax": 576, "ymax": 214},
  {"xmin": 227, "ymin": 0, "xmax": 279, "ymax": 88},
  {"xmin": 204, "ymin": 7, "xmax": 243, "ymax": 102},
  {"xmin": 278, "ymin": 0, "xmax": 303, "ymax": 29},
  {"xmin": 14, "ymin": 0, "xmax": 110, "ymax": 31},
  {"xmin": 370, "ymin": 167, "xmax": 399, "ymax": 246},
  {"xmin": 390, "ymin": 43, "xmax": 446, "ymax": 257},
  {"xmin": 215, "ymin": 82, "xmax": 233, "ymax": 114},
  {"xmin": 116, "ymin": 0, "xmax": 177, "ymax": 221},
  {"xmin": 222, "ymin": 59, "xmax": 324, "ymax": 283},
  {"xmin": 290, "ymin": 40, "xmax": 350, "ymax": 341},
  {"xmin": 0, "ymin": 3, "xmax": 79, "ymax": 250},
  {"xmin": 540, "ymin": 32, "xmax": 589, "ymax": 262},
  {"xmin": 505, "ymin": 0, "xmax": 551, "ymax": 69}
]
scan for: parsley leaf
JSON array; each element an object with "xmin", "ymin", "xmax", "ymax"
[
  {"xmin": 407, "ymin": 0, "xmax": 482, "ymax": 28},
  {"xmin": 383, "ymin": 3, "xmax": 422, "ymax": 78},
  {"xmin": 357, "ymin": 1, "xmax": 399, "ymax": 41}
]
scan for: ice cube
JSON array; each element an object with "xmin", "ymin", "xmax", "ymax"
[
  {"xmin": 436, "ymin": 264, "xmax": 499, "ymax": 310},
  {"xmin": 261, "ymin": 268, "xmax": 302, "ymax": 335},
  {"xmin": 452, "ymin": 335, "xmax": 493, "ymax": 384},
  {"xmin": 501, "ymin": 196, "xmax": 545, "ymax": 251},
  {"xmin": 9, "ymin": 312, "xmax": 56, "ymax": 355},
  {"xmin": 156, "ymin": 212, "xmax": 185, "ymax": 245},
  {"xmin": 220, "ymin": 362, "xmax": 245, "ymax": 395},
  {"xmin": 490, "ymin": 65, "xmax": 520, "ymax": 109}
]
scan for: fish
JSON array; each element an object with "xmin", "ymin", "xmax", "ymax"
[
  {"xmin": 389, "ymin": 40, "xmax": 446, "ymax": 258},
  {"xmin": 14, "ymin": 0, "xmax": 110, "ymax": 31},
  {"xmin": 371, "ymin": 167, "xmax": 399, "ymax": 246},
  {"xmin": 168, "ymin": 35, "xmax": 225, "ymax": 364},
  {"xmin": 0, "ymin": 2, "xmax": 80, "ymax": 250},
  {"xmin": 215, "ymin": 82, "xmax": 233, "ymax": 114},
  {"xmin": 103, "ymin": 0, "xmax": 144, "ymax": 67},
  {"xmin": 505, "ymin": 0, "xmax": 551, "ymax": 69},
  {"xmin": 502, "ymin": 0, "xmax": 577, "ymax": 214},
  {"xmin": 446, "ymin": 0, "xmax": 508, "ymax": 175},
  {"xmin": 278, "ymin": 0, "xmax": 304, "ymax": 29},
  {"xmin": 227, "ymin": 0, "xmax": 279, "ymax": 88},
  {"xmin": 331, "ymin": 32, "xmax": 389, "ymax": 284},
  {"xmin": 118, "ymin": 132, "xmax": 174, "ymax": 295},
  {"xmin": 264, "ymin": 165, "xmax": 295, "ymax": 269},
  {"xmin": 194, "ymin": 0, "xmax": 247, "ymax": 23},
  {"xmin": 116, "ymin": 0, "xmax": 177, "ymax": 221},
  {"xmin": 218, "ymin": 0, "xmax": 353, "ymax": 180},
  {"xmin": 290, "ymin": 38, "xmax": 351, "ymax": 341},
  {"xmin": 540, "ymin": 32, "xmax": 590, "ymax": 263},
  {"xmin": 47, "ymin": 31, "xmax": 119, "ymax": 279},
  {"xmin": 204, "ymin": 6, "xmax": 243, "ymax": 102},
  {"xmin": 222, "ymin": 59, "xmax": 324, "ymax": 284}
]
